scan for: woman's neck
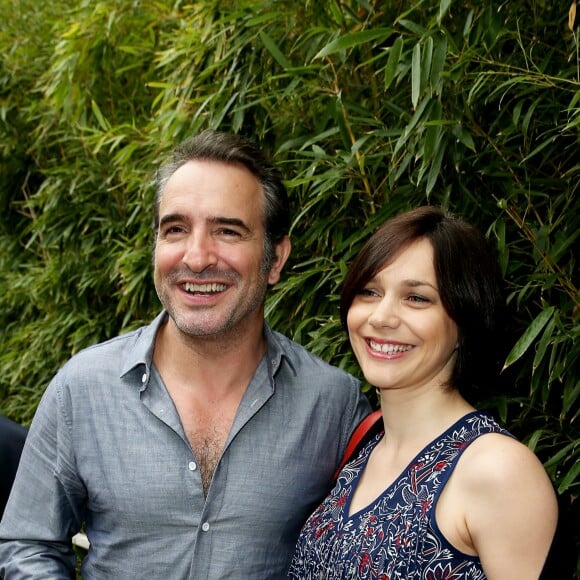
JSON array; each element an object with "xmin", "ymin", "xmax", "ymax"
[{"xmin": 377, "ymin": 387, "xmax": 475, "ymax": 450}]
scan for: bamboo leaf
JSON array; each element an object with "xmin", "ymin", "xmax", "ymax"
[
  {"xmin": 430, "ymin": 33, "xmax": 447, "ymax": 92},
  {"xmin": 426, "ymin": 137, "xmax": 446, "ymax": 195},
  {"xmin": 411, "ymin": 42, "xmax": 421, "ymax": 109},
  {"xmin": 438, "ymin": 0, "xmax": 452, "ymax": 24},
  {"xmin": 557, "ymin": 456, "xmax": 580, "ymax": 494},
  {"xmin": 423, "ymin": 121, "xmax": 442, "ymax": 162},
  {"xmin": 313, "ymin": 28, "xmax": 394, "ymax": 60},
  {"xmin": 521, "ymin": 134, "xmax": 558, "ymax": 164},
  {"xmin": 525, "ymin": 429, "xmax": 545, "ymax": 452},
  {"xmin": 543, "ymin": 440, "xmax": 577, "ymax": 470},
  {"xmin": 504, "ymin": 307, "xmax": 556, "ymax": 369},
  {"xmin": 421, "ymin": 36, "xmax": 433, "ymax": 92},
  {"xmin": 90, "ymin": 100, "xmax": 110, "ymax": 131},
  {"xmin": 563, "ymin": 378, "xmax": 580, "ymax": 420},
  {"xmin": 394, "ymin": 95, "xmax": 431, "ymax": 154},
  {"xmin": 259, "ymin": 31, "xmax": 291, "ymax": 69},
  {"xmin": 532, "ymin": 315, "xmax": 556, "ymax": 374},
  {"xmin": 569, "ymin": 1, "xmax": 577, "ymax": 32},
  {"xmin": 452, "ymin": 124, "xmax": 476, "ymax": 152},
  {"xmin": 397, "ymin": 19, "xmax": 427, "ymax": 35},
  {"xmin": 494, "ymin": 218, "xmax": 509, "ymax": 277},
  {"xmin": 384, "ymin": 36, "xmax": 403, "ymax": 90}
]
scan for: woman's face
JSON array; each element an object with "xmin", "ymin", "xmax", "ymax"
[{"xmin": 347, "ymin": 237, "xmax": 458, "ymax": 395}]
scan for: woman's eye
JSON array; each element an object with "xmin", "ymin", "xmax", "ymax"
[
  {"xmin": 407, "ymin": 294, "xmax": 430, "ymax": 304},
  {"xmin": 357, "ymin": 288, "xmax": 378, "ymax": 297}
]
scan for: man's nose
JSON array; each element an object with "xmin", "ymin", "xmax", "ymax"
[{"xmin": 182, "ymin": 231, "xmax": 218, "ymax": 272}]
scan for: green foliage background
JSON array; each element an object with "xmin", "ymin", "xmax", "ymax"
[{"xmin": 1, "ymin": 0, "xmax": 578, "ymax": 574}]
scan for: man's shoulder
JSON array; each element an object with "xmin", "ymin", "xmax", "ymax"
[
  {"xmin": 68, "ymin": 326, "xmax": 145, "ymax": 361},
  {"xmin": 58, "ymin": 316, "xmax": 159, "ymax": 377}
]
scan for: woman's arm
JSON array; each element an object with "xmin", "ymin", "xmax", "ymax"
[{"xmin": 462, "ymin": 433, "xmax": 558, "ymax": 579}]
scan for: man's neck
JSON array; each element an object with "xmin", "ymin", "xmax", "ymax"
[{"xmin": 152, "ymin": 317, "xmax": 267, "ymax": 396}]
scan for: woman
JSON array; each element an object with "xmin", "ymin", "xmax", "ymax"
[{"xmin": 288, "ymin": 206, "xmax": 557, "ymax": 579}]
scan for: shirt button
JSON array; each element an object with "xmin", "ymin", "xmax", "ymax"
[
  {"xmin": 141, "ymin": 373, "xmax": 147, "ymax": 383},
  {"xmin": 188, "ymin": 461, "xmax": 197, "ymax": 471},
  {"xmin": 201, "ymin": 522, "xmax": 210, "ymax": 532}
]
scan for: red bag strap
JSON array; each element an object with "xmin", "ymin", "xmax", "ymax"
[{"xmin": 333, "ymin": 409, "xmax": 383, "ymax": 480}]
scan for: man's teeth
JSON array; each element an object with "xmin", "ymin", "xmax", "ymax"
[
  {"xmin": 183, "ymin": 282, "xmax": 227, "ymax": 293},
  {"xmin": 369, "ymin": 340, "xmax": 412, "ymax": 354}
]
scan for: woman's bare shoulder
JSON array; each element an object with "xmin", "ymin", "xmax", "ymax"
[{"xmin": 457, "ymin": 431, "xmax": 551, "ymax": 490}]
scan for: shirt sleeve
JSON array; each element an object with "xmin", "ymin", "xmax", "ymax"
[
  {"xmin": 342, "ymin": 375, "xmax": 373, "ymax": 453},
  {"xmin": 0, "ymin": 373, "xmax": 84, "ymax": 578}
]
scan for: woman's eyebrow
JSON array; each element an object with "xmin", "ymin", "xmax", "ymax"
[{"xmin": 402, "ymin": 279, "xmax": 439, "ymax": 292}]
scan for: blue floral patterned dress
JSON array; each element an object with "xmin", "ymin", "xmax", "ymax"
[{"xmin": 288, "ymin": 411, "xmax": 511, "ymax": 579}]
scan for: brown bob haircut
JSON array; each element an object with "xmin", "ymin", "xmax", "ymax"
[{"xmin": 340, "ymin": 206, "xmax": 506, "ymax": 398}]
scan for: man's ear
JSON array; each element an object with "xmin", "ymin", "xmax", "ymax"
[{"xmin": 267, "ymin": 236, "xmax": 291, "ymax": 285}]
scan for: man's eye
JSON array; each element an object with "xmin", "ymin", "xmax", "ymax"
[
  {"xmin": 162, "ymin": 225, "xmax": 185, "ymax": 236},
  {"xmin": 218, "ymin": 228, "xmax": 242, "ymax": 237}
]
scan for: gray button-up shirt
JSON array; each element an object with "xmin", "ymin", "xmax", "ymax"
[{"xmin": 0, "ymin": 312, "xmax": 370, "ymax": 579}]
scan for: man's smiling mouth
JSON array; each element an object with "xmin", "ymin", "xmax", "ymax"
[{"xmin": 182, "ymin": 282, "xmax": 228, "ymax": 294}]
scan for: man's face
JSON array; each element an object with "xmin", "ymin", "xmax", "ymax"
[{"xmin": 154, "ymin": 159, "xmax": 287, "ymax": 341}]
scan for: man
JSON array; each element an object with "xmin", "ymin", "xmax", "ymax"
[
  {"xmin": 0, "ymin": 415, "xmax": 27, "ymax": 519},
  {"xmin": 0, "ymin": 130, "xmax": 371, "ymax": 578}
]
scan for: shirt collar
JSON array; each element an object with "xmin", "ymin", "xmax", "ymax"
[
  {"xmin": 263, "ymin": 323, "xmax": 297, "ymax": 379},
  {"xmin": 119, "ymin": 311, "xmax": 168, "ymax": 379},
  {"xmin": 119, "ymin": 311, "xmax": 296, "ymax": 383}
]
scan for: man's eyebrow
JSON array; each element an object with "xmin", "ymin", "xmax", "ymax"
[
  {"xmin": 209, "ymin": 216, "xmax": 251, "ymax": 233},
  {"xmin": 159, "ymin": 213, "xmax": 187, "ymax": 228},
  {"xmin": 158, "ymin": 213, "xmax": 252, "ymax": 233}
]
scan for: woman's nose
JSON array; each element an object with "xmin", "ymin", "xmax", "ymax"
[{"xmin": 368, "ymin": 296, "xmax": 400, "ymax": 329}]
